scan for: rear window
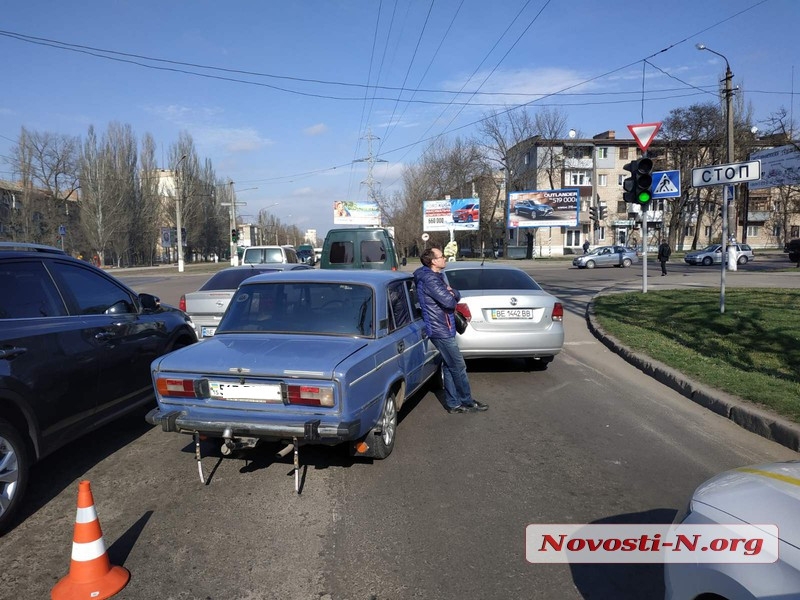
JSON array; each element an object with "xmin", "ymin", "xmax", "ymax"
[
  {"xmin": 361, "ymin": 240, "xmax": 386, "ymax": 263},
  {"xmin": 219, "ymin": 282, "xmax": 374, "ymax": 337},
  {"xmin": 329, "ymin": 241, "xmax": 354, "ymax": 264},
  {"xmin": 199, "ymin": 268, "xmax": 278, "ymax": 291},
  {"xmin": 445, "ymin": 269, "xmax": 541, "ymax": 292},
  {"xmin": 243, "ymin": 248, "xmax": 285, "ymax": 264}
]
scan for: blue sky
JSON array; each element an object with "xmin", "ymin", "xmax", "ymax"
[{"xmin": 1, "ymin": 0, "xmax": 797, "ymax": 239}]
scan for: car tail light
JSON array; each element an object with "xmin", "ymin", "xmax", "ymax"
[
  {"xmin": 552, "ymin": 303, "xmax": 563, "ymax": 322},
  {"xmin": 179, "ymin": 294, "xmax": 186, "ymax": 312},
  {"xmin": 156, "ymin": 377, "xmax": 198, "ymax": 398},
  {"xmin": 287, "ymin": 384, "xmax": 334, "ymax": 407},
  {"xmin": 456, "ymin": 303, "xmax": 472, "ymax": 321}
]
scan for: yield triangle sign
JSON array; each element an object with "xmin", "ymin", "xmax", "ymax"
[{"xmin": 627, "ymin": 122, "xmax": 662, "ymax": 152}]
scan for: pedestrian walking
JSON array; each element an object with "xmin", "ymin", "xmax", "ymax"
[
  {"xmin": 582, "ymin": 240, "xmax": 590, "ymax": 254},
  {"xmin": 657, "ymin": 238, "xmax": 671, "ymax": 275},
  {"xmin": 414, "ymin": 247, "xmax": 488, "ymax": 414}
]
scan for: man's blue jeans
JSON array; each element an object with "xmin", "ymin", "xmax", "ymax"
[{"xmin": 431, "ymin": 336, "xmax": 473, "ymax": 409}]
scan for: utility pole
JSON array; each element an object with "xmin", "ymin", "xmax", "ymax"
[
  {"xmin": 175, "ymin": 155, "xmax": 187, "ymax": 273},
  {"xmin": 354, "ymin": 128, "xmax": 387, "ymax": 224}
]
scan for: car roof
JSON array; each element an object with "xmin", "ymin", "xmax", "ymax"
[
  {"xmin": 0, "ymin": 242, "xmax": 68, "ymax": 257},
  {"xmin": 241, "ymin": 268, "xmax": 410, "ymax": 286}
]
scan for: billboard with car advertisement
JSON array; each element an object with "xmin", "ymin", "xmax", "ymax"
[
  {"xmin": 748, "ymin": 144, "xmax": 800, "ymax": 190},
  {"xmin": 423, "ymin": 198, "xmax": 481, "ymax": 231},
  {"xmin": 333, "ymin": 201, "xmax": 381, "ymax": 225},
  {"xmin": 508, "ymin": 188, "xmax": 579, "ymax": 229}
]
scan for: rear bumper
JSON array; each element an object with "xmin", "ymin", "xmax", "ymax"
[
  {"xmin": 456, "ymin": 329, "xmax": 564, "ymax": 359},
  {"xmin": 145, "ymin": 407, "xmax": 360, "ymax": 444}
]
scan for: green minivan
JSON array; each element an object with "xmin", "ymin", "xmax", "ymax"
[{"xmin": 320, "ymin": 227, "xmax": 405, "ymax": 270}]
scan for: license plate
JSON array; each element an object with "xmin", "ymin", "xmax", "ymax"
[
  {"xmin": 201, "ymin": 326, "xmax": 217, "ymax": 337},
  {"xmin": 491, "ymin": 308, "xmax": 533, "ymax": 320},
  {"xmin": 209, "ymin": 381, "xmax": 283, "ymax": 403}
]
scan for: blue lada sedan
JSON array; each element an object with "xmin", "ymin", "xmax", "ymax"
[{"xmin": 146, "ymin": 270, "xmax": 441, "ymax": 488}]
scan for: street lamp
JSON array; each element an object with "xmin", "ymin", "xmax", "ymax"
[
  {"xmin": 175, "ymin": 154, "xmax": 187, "ymax": 273},
  {"xmin": 696, "ymin": 43, "xmax": 737, "ymax": 274}
]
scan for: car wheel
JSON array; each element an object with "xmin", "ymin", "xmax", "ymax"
[
  {"xmin": 586, "ymin": 260, "xmax": 596, "ymax": 269},
  {"xmin": 467, "ymin": 215, "xmax": 473, "ymax": 223},
  {"xmin": 702, "ymin": 256, "xmax": 713, "ymax": 266},
  {"xmin": 0, "ymin": 419, "xmax": 30, "ymax": 534},
  {"xmin": 738, "ymin": 255, "xmax": 748, "ymax": 265},
  {"xmin": 371, "ymin": 393, "xmax": 397, "ymax": 460},
  {"xmin": 622, "ymin": 258, "xmax": 632, "ymax": 267},
  {"xmin": 515, "ymin": 208, "xmax": 521, "ymax": 216},
  {"xmin": 528, "ymin": 212, "xmax": 538, "ymax": 220},
  {"xmin": 429, "ymin": 362, "xmax": 445, "ymax": 391}
]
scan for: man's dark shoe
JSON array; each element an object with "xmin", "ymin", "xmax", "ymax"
[
  {"xmin": 447, "ymin": 405, "xmax": 468, "ymax": 414},
  {"xmin": 462, "ymin": 400, "xmax": 488, "ymax": 412}
]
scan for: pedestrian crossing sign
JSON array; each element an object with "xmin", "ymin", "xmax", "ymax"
[{"xmin": 650, "ymin": 170, "xmax": 681, "ymax": 198}]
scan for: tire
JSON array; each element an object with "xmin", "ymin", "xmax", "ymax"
[
  {"xmin": 622, "ymin": 258, "xmax": 632, "ymax": 267},
  {"xmin": 702, "ymin": 256, "xmax": 713, "ymax": 266},
  {"xmin": 466, "ymin": 215, "xmax": 473, "ymax": 223},
  {"xmin": 0, "ymin": 419, "xmax": 30, "ymax": 534},
  {"xmin": 371, "ymin": 393, "xmax": 397, "ymax": 460},
  {"xmin": 515, "ymin": 208, "xmax": 521, "ymax": 216},
  {"xmin": 586, "ymin": 260, "xmax": 596, "ymax": 269},
  {"xmin": 738, "ymin": 255, "xmax": 748, "ymax": 265}
]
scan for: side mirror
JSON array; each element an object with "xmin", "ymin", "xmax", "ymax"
[{"xmin": 139, "ymin": 293, "xmax": 161, "ymax": 311}]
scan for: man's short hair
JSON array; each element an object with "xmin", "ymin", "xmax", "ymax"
[{"xmin": 420, "ymin": 246, "xmax": 440, "ymax": 267}]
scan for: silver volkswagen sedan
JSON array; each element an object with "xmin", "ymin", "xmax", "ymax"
[{"xmin": 442, "ymin": 263, "xmax": 564, "ymax": 368}]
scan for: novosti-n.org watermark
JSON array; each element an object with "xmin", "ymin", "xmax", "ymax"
[{"xmin": 526, "ymin": 524, "xmax": 779, "ymax": 563}]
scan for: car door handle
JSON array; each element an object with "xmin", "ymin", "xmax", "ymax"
[
  {"xmin": 94, "ymin": 331, "xmax": 115, "ymax": 341},
  {"xmin": 0, "ymin": 346, "xmax": 27, "ymax": 360},
  {"xmin": 396, "ymin": 341, "xmax": 405, "ymax": 353}
]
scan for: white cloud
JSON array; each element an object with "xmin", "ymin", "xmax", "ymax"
[{"xmin": 303, "ymin": 123, "xmax": 328, "ymax": 136}]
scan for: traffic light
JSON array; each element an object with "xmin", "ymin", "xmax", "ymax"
[
  {"xmin": 623, "ymin": 158, "xmax": 654, "ymax": 209},
  {"xmin": 231, "ymin": 228, "xmax": 239, "ymax": 243},
  {"xmin": 598, "ymin": 205, "xmax": 606, "ymax": 221},
  {"xmin": 589, "ymin": 206, "xmax": 598, "ymax": 221}
]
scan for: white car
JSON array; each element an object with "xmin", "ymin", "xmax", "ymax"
[
  {"xmin": 665, "ymin": 461, "xmax": 800, "ymax": 599},
  {"xmin": 442, "ymin": 263, "xmax": 564, "ymax": 368}
]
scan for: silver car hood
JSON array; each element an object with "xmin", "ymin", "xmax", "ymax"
[
  {"xmin": 152, "ymin": 334, "xmax": 369, "ymax": 379},
  {"xmin": 692, "ymin": 461, "xmax": 800, "ymax": 545}
]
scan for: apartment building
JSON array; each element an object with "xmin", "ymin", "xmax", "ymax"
[{"xmin": 506, "ymin": 131, "xmax": 798, "ymax": 255}]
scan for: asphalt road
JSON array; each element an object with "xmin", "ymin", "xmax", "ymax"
[{"xmin": 1, "ymin": 256, "xmax": 797, "ymax": 600}]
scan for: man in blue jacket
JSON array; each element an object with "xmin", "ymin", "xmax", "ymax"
[{"xmin": 414, "ymin": 247, "xmax": 488, "ymax": 414}]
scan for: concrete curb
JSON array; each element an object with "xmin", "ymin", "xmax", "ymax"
[{"xmin": 586, "ymin": 294, "xmax": 800, "ymax": 453}]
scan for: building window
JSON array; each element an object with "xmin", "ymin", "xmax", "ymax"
[
  {"xmin": 619, "ymin": 147, "xmax": 629, "ymax": 160},
  {"xmin": 773, "ymin": 225, "xmax": 781, "ymax": 237},
  {"xmin": 524, "ymin": 152, "xmax": 530, "ymax": 166},
  {"xmin": 598, "ymin": 174, "xmax": 608, "ymax": 186},
  {"xmin": 568, "ymin": 171, "xmax": 588, "ymax": 186},
  {"xmin": 565, "ymin": 229, "xmax": 581, "ymax": 246},
  {"xmin": 704, "ymin": 226, "xmax": 712, "ymax": 238},
  {"xmin": 597, "ymin": 226, "xmax": 605, "ymax": 242},
  {"xmin": 748, "ymin": 225, "xmax": 761, "ymax": 238},
  {"xmin": 617, "ymin": 174, "xmax": 624, "ymax": 186},
  {"xmin": 791, "ymin": 226, "xmax": 799, "ymax": 238},
  {"xmin": 597, "ymin": 147, "xmax": 608, "ymax": 159}
]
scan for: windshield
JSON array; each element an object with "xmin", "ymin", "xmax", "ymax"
[
  {"xmin": 218, "ymin": 281, "xmax": 374, "ymax": 337},
  {"xmin": 199, "ymin": 268, "xmax": 279, "ymax": 291}
]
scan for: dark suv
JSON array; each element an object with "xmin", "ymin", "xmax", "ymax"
[
  {"xmin": 0, "ymin": 243, "xmax": 197, "ymax": 532},
  {"xmin": 784, "ymin": 239, "xmax": 800, "ymax": 263}
]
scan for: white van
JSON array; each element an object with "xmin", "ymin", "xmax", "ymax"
[{"xmin": 241, "ymin": 245, "xmax": 299, "ymax": 264}]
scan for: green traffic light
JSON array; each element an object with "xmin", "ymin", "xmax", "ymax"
[{"xmin": 638, "ymin": 191, "xmax": 651, "ymax": 203}]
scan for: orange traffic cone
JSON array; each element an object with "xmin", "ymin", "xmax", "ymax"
[{"xmin": 51, "ymin": 480, "xmax": 130, "ymax": 600}]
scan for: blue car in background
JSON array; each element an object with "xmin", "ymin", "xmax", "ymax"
[{"xmin": 146, "ymin": 270, "xmax": 441, "ymax": 490}]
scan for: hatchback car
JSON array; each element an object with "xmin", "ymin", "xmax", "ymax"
[
  {"xmin": 665, "ymin": 461, "xmax": 800, "ymax": 599},
  {"xmin": 514, "ymin": 200, "xmax": 554, "ymax": 220},
  {"xmin": 0, "ymin": 243, "xmax": 197, "ymax": 532},
  {"xmin": 452, "ymin": 203, "xmax": 480, "ymax": 223},
  {"xmin": 146, "ymin": 270, "xmax": 441, "ymax": 490},
  {"xmin": 180, "ymin": 264, "xmax": 311, "ymax": 339},
  {"xmin": 442, "ymin": 264, "xmax": 564, "ymax": 368},
  {"xmin": 684, "ymin": 243, "xmax": 754, "ymax": 266},
  {"xmin": 572, "ymin": 245, "xmax": 639, "ymax": 269}
]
